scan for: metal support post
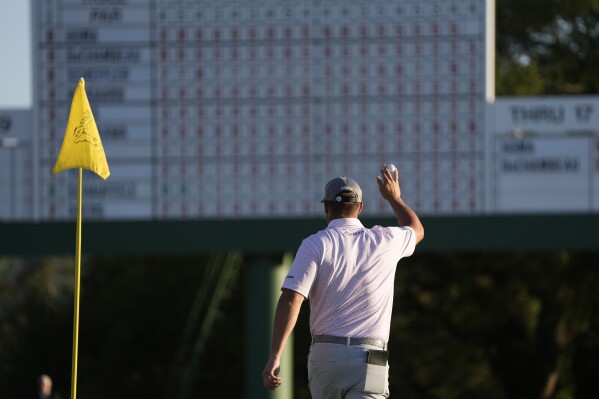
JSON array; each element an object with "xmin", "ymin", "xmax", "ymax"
[{"xmin": 245, "ymin": 253, "xmax": 294, "ymax": 399}]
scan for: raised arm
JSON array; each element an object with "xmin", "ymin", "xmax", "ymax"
[{"xmin": 376, "ymin": 166, "xmax": 425, "ymax": 244}]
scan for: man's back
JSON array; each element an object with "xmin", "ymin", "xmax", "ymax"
[{"xmin": 285, "ymin": 218, "xmax": 415, "ymax": 341}]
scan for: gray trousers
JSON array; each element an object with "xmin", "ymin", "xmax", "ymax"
[{"xmin": 308, "ymin": 343, "xmax": 390, "ymax": 399}]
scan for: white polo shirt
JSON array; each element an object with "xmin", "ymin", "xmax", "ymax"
[{"xmin": 282, "ymin": 218, "xmax": 416, "ymax": 342}]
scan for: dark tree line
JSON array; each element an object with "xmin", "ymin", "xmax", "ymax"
[
  {"xmin": 2, "ymin": 252, "xmax": 598, "ymax": 399},
  {"xmin": 0, "ymin": 256, "xmax": 246, "ymax": 399}
]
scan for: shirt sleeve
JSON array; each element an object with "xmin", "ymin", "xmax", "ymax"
[
  {"xmin": 400, "ymin": 226, "xmax": 416, "ymax": 257},
  {"xmin": 389, "ymin": 226, "xmax": 417, "ymax": 258},
  {"xmin": 281, "ymin": 238, "xmax": 319, "ymax": 299}
]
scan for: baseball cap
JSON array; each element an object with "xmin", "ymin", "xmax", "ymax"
[{"xmin": 321, "ymin": 176, "xmax": 362, "ymax": 203}]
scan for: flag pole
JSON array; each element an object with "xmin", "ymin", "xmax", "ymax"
[
  {"xmin": 71, "ymin": 167, "xmax": 83, "ymax": 399},
  {"xmin": 52, "ymin": 78, "xmax": 110, "ymax": 398}
]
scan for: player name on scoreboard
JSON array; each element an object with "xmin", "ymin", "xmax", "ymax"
[
  {"xmin": 37, "ymin": 0, "xmax": 153, "ymax": 220},
  {"xmin": 490, "ymin": 97, "xmax": 599, "ymax": 213}
]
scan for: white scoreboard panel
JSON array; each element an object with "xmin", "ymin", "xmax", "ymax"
[
  {"xmin": 489, "ymin": 97, "xmax": 599, "ymax": 213},
  {"xmin": 0, "ymin": 110, "xmax": 34, "ymax": 220},
  {"xmin": 32, "ymin": 0, "xmax": 492, "ymax": 221}
]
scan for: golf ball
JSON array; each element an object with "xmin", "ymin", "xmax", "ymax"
[{"xmin": 386, "ymin": 163, "xmax": 396, "ymax": 172}]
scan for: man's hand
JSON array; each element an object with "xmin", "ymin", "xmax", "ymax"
[
  {"xmin": 262, "ymin": 357, "xmax": 282, "ymax": 390},
  {"xmin": 377, "ymin": 165, "xmax": 401, "ymax": 201},
  {"xmin": 376, "ymin": 165, "xmax": 425, "ymax": 243}
]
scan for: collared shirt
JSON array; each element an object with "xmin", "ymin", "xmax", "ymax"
[{"xmin": 282, "ymin": 218, "xmax": 416, "ymax": 341}]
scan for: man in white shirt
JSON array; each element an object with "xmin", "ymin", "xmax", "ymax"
[{"xmin": 262, "ymin": 166, "xmax": 424, "ymax": 398}]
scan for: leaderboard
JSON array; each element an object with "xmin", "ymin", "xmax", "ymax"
[
  {"xmin": 489, "ymin": 97, "xmax": 599, "ymax": 213},
  {"xmin": 35, "ymin": 0, "xmax": 492, "ymax": 220}
]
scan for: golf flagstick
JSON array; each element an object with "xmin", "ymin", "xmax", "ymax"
[{"xmin": 52, "ymin": 78, "xmax": 110, "ymax": 399}]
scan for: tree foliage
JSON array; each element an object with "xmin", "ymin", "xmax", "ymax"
[
  {"xmin": 389, "ymin": 252, "xmax": 599, "ymax": 399},
  {"xmin": 1, "ymin": 251, "xmax": 599, "ymax": 399},
  {"xmin": 0, "ymin": 256, "xmax": 245, "ymax": 399},
  {"xmin": 496, "ymin": 0, "xmax": 599, "ymax": 94}
]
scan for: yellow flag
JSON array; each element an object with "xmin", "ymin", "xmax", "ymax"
[{"xmin": 53, "ymin": 78, "xmax": 110, "ymax": 179}]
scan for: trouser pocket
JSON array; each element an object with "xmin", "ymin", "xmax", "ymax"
[{"xmin": 308, "ymin": 360, "xmax": 336, "ymax": 397}]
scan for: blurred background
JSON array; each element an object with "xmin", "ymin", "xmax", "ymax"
[
  {"xmin": 1, "ymin": 0, "xmax": 598, "ymax": 398},
  {"xmin": 2, "ymin": 252, "xmax": 598, "ymax": 399}
]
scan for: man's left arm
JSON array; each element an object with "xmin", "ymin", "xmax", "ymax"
[{"xmin": 262, "ymin": 288, "xmax": 305, "ymax": 390}]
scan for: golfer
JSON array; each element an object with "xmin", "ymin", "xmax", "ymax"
[{"xmin": 262, "ymin": 166, "xmax": 424, "ymax": 398}]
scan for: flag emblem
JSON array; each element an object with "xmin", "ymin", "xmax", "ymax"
[{"xmin": 73, "ymin": 110, "xmax": 100, "ymax": 146}]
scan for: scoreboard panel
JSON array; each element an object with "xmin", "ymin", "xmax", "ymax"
[
  {"xmin": 489, "ymin": 97, "xmax": 599, "ymax": 213},
  {"xmin": 0, "ymin": 110, "xmax": 33, "ymax": 220},
  {"xmin": 27, "ymin": 0, "xmax": 493, "ymax": 221}
]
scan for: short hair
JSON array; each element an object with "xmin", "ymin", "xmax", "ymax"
[{"xmin": 325, "ymin": 201, "xmax": 361, "ymax": 218}]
